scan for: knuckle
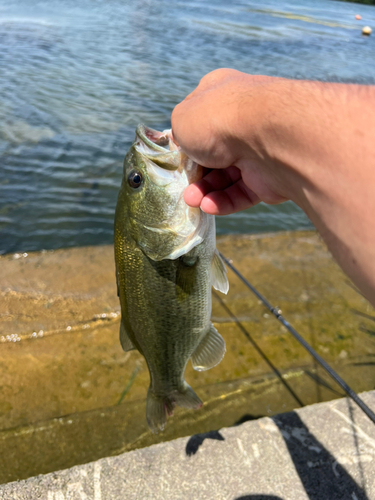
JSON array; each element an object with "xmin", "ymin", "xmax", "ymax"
[
  {"xmin": 171, "ymin": 103, "xmax": 183, "ymax": 125},
  {"xmin": 199, "ymin": 68, "xmax": 237, "ymax": 87}
]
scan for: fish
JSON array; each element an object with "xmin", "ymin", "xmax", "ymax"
[{"xmin": 114, "ymin": 124, "xmax": 229, "ymax": 433}]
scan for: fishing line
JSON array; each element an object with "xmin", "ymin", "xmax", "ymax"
[{"xmin": 219, "ymin": 252, "xmax": 375, "ymax": 425}]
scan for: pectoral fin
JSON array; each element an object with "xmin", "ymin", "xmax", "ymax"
[
  {"xmin": 191, "ymin": 324, "xmax": 226, "ymax": 371},
  {"xmin": 120, "ymin": 321, "xmax": 136, "ymax": 352},
  {"xmin": 211, "ymin": 249, "xmax": 229, "ymax": 294}
]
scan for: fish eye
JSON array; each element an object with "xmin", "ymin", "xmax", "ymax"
[{"xmin": 128, "ymin": 171, "xmax": 143, "ymax": 189}]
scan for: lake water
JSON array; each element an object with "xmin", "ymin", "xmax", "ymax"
[{"xmin": 1, "ymin": 0, "xmax": 375, "ymax": 254}]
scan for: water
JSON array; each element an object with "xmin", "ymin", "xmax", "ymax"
[{"xmin": 1, "ymin": 0, "xmax": 375, "ymax": 254}]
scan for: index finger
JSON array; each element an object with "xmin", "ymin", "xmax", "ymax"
[{"xmin": 184, "ymin": 166, "xmax": 241, "ymax": 207}]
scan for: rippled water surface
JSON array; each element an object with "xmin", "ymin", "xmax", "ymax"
[{"xmin": 1, "ymin": 0, "xmax": 375, "ymax": 254}]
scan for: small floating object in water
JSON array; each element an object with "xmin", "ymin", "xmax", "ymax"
[
  {"xmin": 355, "ymin": 15, "xmax": 361, "ymax": 20},
  {"xmin": 362, "ymin": 26, "xmax": 372, "ymax": 36}
]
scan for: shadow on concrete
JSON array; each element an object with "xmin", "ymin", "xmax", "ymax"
[
  {"xmin": 351, "ymin": 308, "xmax": 375, "ymax": 323},
  {"xmin": 212, "ymin": 292, "xmax": 304, "ymax": 408},
  {"xmin": 359, "ymin": 325, "xmax": 375, "ymax": 337},
  {"xmin": 186, "ymin": 415, "xmax": 262, "ymax": 456},
  {"xmin": 353, "ymin": 308, "xmax": 375, "ymax": 337},
  {"xmin": 232, "ymin": 411, "xmax": 367, "ymax": 500},
  {"xmin": 304, "ymin": 370, "xmax": 342, "ymax": 397},
  {"xmin": 199, "ymin": 294, "xmax": 368, "ymax": 499},
  {"xmin": 233, "ymin": 414, "xmax": 262, "ymax": 426},
  {"xmin": 185, "ymin": 430, "xmax": 225, "ymax": 456},
  {"xmin": 235, "ymin": 497, "xmax": 283, "ymax": 500},
  {"xmin": 272, "ymin": 411, "xmax": 368, "ymax": 500}
]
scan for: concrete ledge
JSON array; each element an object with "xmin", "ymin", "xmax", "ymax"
[{"xmin": 2, "ymin": 391, "xmax": 374, "ymax": 500}]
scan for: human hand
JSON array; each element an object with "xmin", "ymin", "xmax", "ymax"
[
  {"xmin": 175, "ymin": 69, "xmax": 375, "ymax": 306},
  {"xmin": 171, "ymin": 69, "xmax": 289, "ymax": 215}
]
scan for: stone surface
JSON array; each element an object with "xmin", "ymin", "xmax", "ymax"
[
  {"xmin": 1, "ymin": 391, "xmax": 374, "ymax": 500},
  {"xmin": 0, "ymin": 231, "xmax": 374, "ymax": 484}
]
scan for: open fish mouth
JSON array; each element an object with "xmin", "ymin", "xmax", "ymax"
[
  {"xmin": 136, "ymin": 124, "xmax": 172, "ymax": 149},
  {"xmin": 135, "ymin": 124, "xmax": 203, "ymax": 185},
  {"xmin": 134, "ymin": 124, "xmax": 181, "ymax": 172}
]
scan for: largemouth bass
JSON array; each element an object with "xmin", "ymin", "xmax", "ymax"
[{"xmin": 114, "ymin": 124, "xmax": 229, "ymax": 433}]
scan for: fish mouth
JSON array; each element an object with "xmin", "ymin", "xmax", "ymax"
[
  {"xmin": 135, "ymin": 124, "xmax": 202, "ymax": 185},
  {"xmin": 136, "ymin": 124, "xmax": 171, "ymax": 150},
  {"xmin": 135, "ymin": 124, "xmax": 180, "ymax": 171}
]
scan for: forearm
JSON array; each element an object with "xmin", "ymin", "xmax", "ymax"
[
  {"xmin": 237, "ymin": 78, "xmax": 375, "ymax": 304},
  {"xmin": 172, "ymin": 70, "xmax": 375, "ymax": 305}
]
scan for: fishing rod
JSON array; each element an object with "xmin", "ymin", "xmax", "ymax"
[{"xmin": 219, "ymin": 252, "xmax": 375, "ymax": 425}]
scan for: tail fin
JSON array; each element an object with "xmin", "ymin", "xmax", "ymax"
[
  {"xmin": 172, "ymin": 384, "xmax": 202, "ymax": 409},
  {"xmin": 146, "ymin": 384, "xmax": 202, "ymax": 434}
]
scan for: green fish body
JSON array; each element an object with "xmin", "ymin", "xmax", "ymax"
[{"xmin": 114, "ymin": 125, "xmax": 229, "ymax": 432}]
